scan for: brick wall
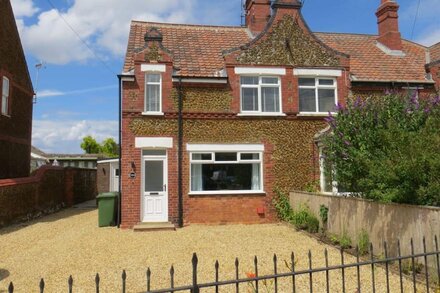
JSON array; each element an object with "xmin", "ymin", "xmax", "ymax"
[
  {"xmin": 0, "ymin": 166, "xmax": 97, "ymax": 228},
  {"xmin": 0, "ymin": 0, "xmax": 34, "ymax": 179}
]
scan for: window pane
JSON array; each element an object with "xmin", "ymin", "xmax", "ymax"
[
  {"xmin": 242, "ymin": 87, "xmax": 258, "ymax": 111},
  {"xmin": 240, "ymin": 153, "xmax": 260, "ymax": 160},
  {"xmin": 1, "ymin": 95, "xmax": 7, "ymax": 114},
  {"xmin": 299, "ymin": 78, "xmax": 315, "ymax": 86},
  {"xmin": 2, "ymin": 78, "xmax": 9, "ymax": 95},
  {"xmin": 147, "ymin": 74, "xmax": 160, "ymax": 83},
  {"xmin": 299, "ymin": 88, "xmax": 316, "ymax": 112},
  {"xmin": 192, "ymin": 153, "xmax": 212, "ymax": 161},
  {"xmin": 146, "ymin": 84, "xmax": 160, "ymax": 112},
  {"xmin": 145, "ymin": 160, "xmax": 163, "ymax": 192},
  {"xmin": 319, "ymin": 79, "xmax": 334, "ymax": 86},
  {"xmin": 115, "ymin": 169, "xmax": 120, "ymax": 176},
  {"xmin": 261, "ymin": 77, "xmax": 278, "ymax": 84},
  {"xmin": 318, "ymin": 89, "xmax": 336, "ymax": 112},
  {"xmin": 240, "ymin": 76, "xmax": 259, "ymax": 85},
  {"xmin": 262, "ymin": 87, "xmax": 279, "ymax": 112},
  {"xmin": 215, "ymin": 153, "xmax": 237, "ymax": 162},
  {"xmin": 143, "ymin": 150, "xmax": 166, "ymax": 156},
  {"xmin": 192, "ymin": 163, "xmax": 260, "ymax": 191}
]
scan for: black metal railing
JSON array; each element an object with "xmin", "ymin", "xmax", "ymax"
[{"xmin": 6, "ymin": 236, "xmax": 440, "ymax": 292}]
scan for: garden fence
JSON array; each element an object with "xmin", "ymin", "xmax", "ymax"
[{"xmin": 6, "ymin": 236, "xmax": 440, "ymax": 293}]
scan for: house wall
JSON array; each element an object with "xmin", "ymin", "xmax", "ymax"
[
  {"xmin": 97, "ymin": 162, "xmax": 111, "ymax": 193},
  {"xmin": 289, "ymin": 191, "xmax": 440, "ymax": 271},
  {"xmin": 0, "ymin": 166, "xmax": 97, "ymax": 228},
  {"xmin": 0, "ymin": 0, "xmax": 34, "ymax": 179}
]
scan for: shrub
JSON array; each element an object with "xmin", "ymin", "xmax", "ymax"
[
  {"xmin": 319, "ymin": 204, "xmax": 329, "ymax": 224},
  {"xmin": 339, "ymin": 231, "xmax": 352, "ymax": 249},
  {"xmin": 272, "ymin": 189, "xmax": 293, "ymax": 221},
  {"xmin": 357, "ymin": 229, "xmax": 369, "ymax": 255},
  {"xmin": 291, "ymin": 204, "xmax": 319, "ymax": 233},
  {"xmin": 321, "ymin": 94, "xmax": 440, "ymax": 206}
]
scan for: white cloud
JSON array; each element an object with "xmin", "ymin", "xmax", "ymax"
[
  {"xmin": 11, "ymin": 0, "xmax": 39, "ymax": 18},
  {"xmin": 38, "ymin": 89, "xmax": 65, "ymax": 97},
  {"xmin": 32, "ymin": 119, "xmax": 118, "ymax": 153},
  {"xmin": 16, "ymin": 0, "xmax": 197, "ymax": 65}
]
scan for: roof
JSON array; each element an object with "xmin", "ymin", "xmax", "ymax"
[
  {"xmin": 47, "ymin": 154, "xmax": 105, "ymax": 160},
  {"xmin": 123, "ymin": 21, "xmax": 251, "ymax": 77},
  {"xmin": 124, "ymin": 20, "xmax": 435, "ymax": 83},
  {"xmin": 315, "ymin": 32, "xmax": 430, "ymax": 83},
  {"xmin": 430, "ymin": 42, "xmax": 440, "ymax": 63},
  {"xmin": 31, "ymin": 146, "xmax": 47, "ymax": 158}
]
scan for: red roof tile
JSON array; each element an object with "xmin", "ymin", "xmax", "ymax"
[
  {"xmin": 123, "ymin": 21, "xmax": 251, "ymax": 77},
  {"xmin": 430, "ymin": 42, "xmax": 440, "ymax": 63},
  {"xmin": 315, "ymin": 33, "xmax": 429, "ymax": 83}
]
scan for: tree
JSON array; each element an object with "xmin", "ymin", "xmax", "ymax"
[
  {"xmin": 101, "ymin": 138, "xmax": 119, "ymax": 158},
  {"xmin": 321, "ymin": 93, "xmax": 440, "ymax": 206},
  {"xmin": 80, "ymin": 136, "xmax": 101, "ymax": 154}
]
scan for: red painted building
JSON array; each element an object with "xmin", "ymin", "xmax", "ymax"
[
  {"xmin": 0, "ymin": 0, "xmax": 34, "ymax": 179},
  {"xmin": 119, "ymin": 0, "xmax": 440, "ymax": 229}
]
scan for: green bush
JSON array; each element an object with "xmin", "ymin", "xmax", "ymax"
[
  {"xmin": 322, "ymin": 94, "xmax": 440, "ymax": 206},
  {"xmin": 272, "ymin": 189, "xmax": 293, "ymax": 221},
  {"xmin": 291, "ymin": 204, "xmax": 319, "ymax": 233},
  {"xmin": 357, "ymin": 229, "xmax": 370, "ymax": 255},
  {"xmin": 339, "ymin": 232, "xmax": 352, "ymax": 249}
]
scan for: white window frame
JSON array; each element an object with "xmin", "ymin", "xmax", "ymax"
[
  {"xmin": 239, "ymin": 75, "xmax": 283, "ymax": 115},
  {"xmin": 1, "ymin": 76, "xmax": 10, "ymax": 116},
  {"xmin": 189, "ymin": 150, "xmax": 264, "ymax": 195},
  {"xmin": 298, "ymin": 77, "xmax": 338, "ymax": 114},
  {"xmin": 143, "ymin": 73, "xmax": 163, "ymax": 115}
]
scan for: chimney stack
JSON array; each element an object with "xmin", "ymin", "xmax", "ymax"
[
  {"xmin": 245, "ymin": 0, "xmax": 272, "ymax": 34},
  {"xmin": 376, "ymin": 0, "xmax": 402, "ymax": 51}
]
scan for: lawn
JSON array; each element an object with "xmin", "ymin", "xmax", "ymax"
[{"xmin": 0, "ymin": 204, "xmax": 427, "ymax": 292}]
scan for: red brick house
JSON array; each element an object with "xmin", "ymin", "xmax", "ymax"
[
  {"xmin": 119, "ymin": 0, "xmax": 440, "ymax": 229},
  {"xmin": 0, "ymin": 0, "xmax": 34, "ymax": 179}
]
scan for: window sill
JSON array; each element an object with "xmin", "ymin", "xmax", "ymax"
[
  {"xmin": 297, "ymin": 112, "xmax": 336, "ymax": 117},
  {"xmin": 1, "ymin": 113, "xmax": 11, "ymax": 118},
  {"xmin": 237, "ymin": 113, "xmax": 286, "ymax": 117},
  {"xmin": 188, "ymin": 190, "xmax": 266, "ymax": 196},
  {"xmin": 142, "ymin": 112, "xmax": 164, "ymax": 116}
]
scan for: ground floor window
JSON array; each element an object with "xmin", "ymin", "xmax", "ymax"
[{"xmin": 190, "ymin": 151, "xmax": 262, "ymax": 193}]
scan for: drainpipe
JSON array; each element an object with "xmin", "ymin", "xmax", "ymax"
[
  {"xmin": 177, "ymin": 77, "xmax": 184, "ymax": 228},
  {"xmin": 117, "ymin": 74, "xmax": 123, "ymax": 228}
]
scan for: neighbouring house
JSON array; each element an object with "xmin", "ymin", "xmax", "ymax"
[
  {"xmin": 0, "ymin": 0, "xmax": 34, "ymax": 179},
  {"xmin": 97, "ymin": 158, "xmax": 120, "ymax": 193},
  {"xmin": 47, "ymin": 153, "xmax": 105, "ymax": 169},
  {"xmin": 119, "ymin": 0, "xmax": 440, "ymax": 229},
  {"xmin": 30, "ymin": 146, "xmax": 48, "ymax": 172}
]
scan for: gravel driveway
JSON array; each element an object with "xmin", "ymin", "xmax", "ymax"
[{"xmin": 0, "ymin": 204, "xmax": 428, "ymax": 292}]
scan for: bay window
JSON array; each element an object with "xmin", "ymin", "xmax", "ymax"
[
  {"xmin": 190, "ymin": 151, "xmax": 263, "ymax": 194},
  {"xmin": 144, "ymin": 73, "xmax": 162, "ymax": 113},
  {"xmin": 299, "ymin": 77, "xmax": 337, "ymax": 113},
  {"xmin": 240, "ymin": 76, "xmax": 281, "ymax": 113}
]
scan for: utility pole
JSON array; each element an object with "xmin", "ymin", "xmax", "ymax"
[{"xmin": 33, "ymin": 61, "xmax": 45, "ymax": 104}]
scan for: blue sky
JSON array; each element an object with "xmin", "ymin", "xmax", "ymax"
[{"xmin": 11, "ymin": 0, "xmax": 440, "ymax": 154}]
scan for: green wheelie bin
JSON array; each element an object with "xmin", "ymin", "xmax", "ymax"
[{"xmin": 96, "ymin": 192, "xmax": 119, "ymax": 227}]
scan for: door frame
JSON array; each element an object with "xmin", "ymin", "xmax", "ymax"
[{"xmin": 140, "ymin": 150, "xmax": 168, "ymax": 223}]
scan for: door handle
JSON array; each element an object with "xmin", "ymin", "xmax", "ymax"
[{"xmin": 163, "ymin": 184, "xmax": 167, "ymax": 192}]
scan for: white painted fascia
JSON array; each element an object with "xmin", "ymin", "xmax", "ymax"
[
  {"xmin": 97, "ymin": 159, "xmax": 119, "ymax": 164},
  {"xmin": 186, "ymin": 144, "xmax": 264, "ymax": 152},
  {"xmin": 135, "ymin": 137, "xmax": 173, "ymax": 148},
  {"xmin": 293, "ymin": 68, "xmax": 342, "ymax": 77},
  {"xmin": 140, "ymin": 64, "xmax": 166, "ymax": 72},
  {"xmin": 234, "ymin": 67, "xmax": 286, "ymax": 75}
]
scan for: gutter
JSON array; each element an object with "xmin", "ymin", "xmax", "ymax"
[
  {"xmin": 177, "ymin": 77, "xmax": 184, "ymax": 228},
  {"xmin": 117, "ymin": 74, "xmax": 122, "ymax": 228}
]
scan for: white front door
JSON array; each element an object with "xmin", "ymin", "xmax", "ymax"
[
  {"xmin": 142, "ymin": 154, "xmax": 168, "ymax": 222},
  {"xmin": 110, "ymin": 162, "xmax": 119, "ymax": 192}
]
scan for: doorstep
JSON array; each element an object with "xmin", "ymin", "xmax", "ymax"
[{"xmin": 133, "ymin": 222, "xmax": 176, "ymax": 232}]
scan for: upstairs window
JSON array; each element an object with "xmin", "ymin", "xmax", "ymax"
[
  {"xmin": 240, "ymin": 76, "xmax": 281, "ymax": 113},
  {"xmin": 1, "ymin": 77, "xmax": 10, "ymax": 116},
  {"xmin": 299, "ymin": 77, "xmax": 337, "ymax": 113},
  {"xmin": 144, "ymin": 73, "xmax": 162, "ymax": 113}
]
